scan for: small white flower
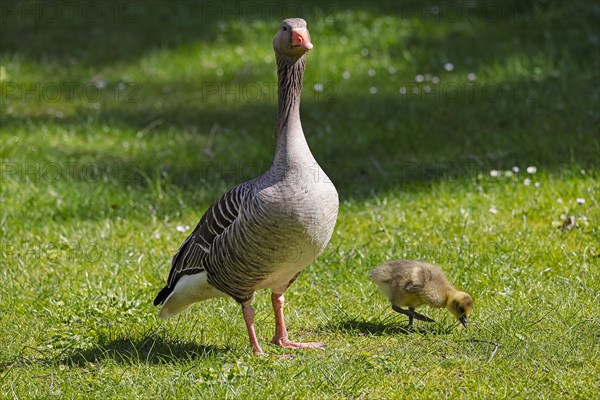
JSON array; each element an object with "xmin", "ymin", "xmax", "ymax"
[
  {"xmin": 576, "ymin": 198, "xmax": 585, "ymax": 205},
  {"xmin": 423, "ymin": 85, "xmax": 431, "ymax": 92},
  {"xmin": 94, "ymin": 79, "xmax": 106, "ymax": 89},
  {"xmin": 415, "ymin": 74, "xmax": 425, "ymax": 83},
  {"xmin": 524, "ymin": 178, "xmax": 531, "ymax": 186},
  {"xmin": 444, "ymin": 62, "xmax": 454, "ymax": 72},
  {"xmin": 399, "ymin": 86, "xmax": 407, "ymax": 95},
  {"xmin": 527, "ymin": 166, "xmax": 537, "ymax": 174},
  {"xmin": 512, "ymin": 166, "xmax": 520, "ymax": 173},
  {"xmin": 342, "ymin": 71, "xmax": 351, "ymax": 80},
  {"xmin": 361, "ymin": 48, "xmax": 369, "ymax": 57},
  {"xmin": 368, "ymin": 68, "xmax": 376, "ymax": 77},
  {"xmin": 154, "ymin": 233, "xmax": 161, "ymax": 239},
  {"xmin": 489, "ymin": 206, "xmax": 498, "ymax": 214},
  {"xmin": 176, "ymin": 225, "xmax": 190, "ymax": 232},
  {"xmin": 467, "ymin": 73, "xmax": 477, "ymax": 81},
  {"xmin": 313, "ymin": 83, "xmax": 324, "ymax": 93},
  {"xmin": 534, "ymin": 182, "xmax": 541, "ymax": 187},
  {"xmin": 369, "ymin": 86, "xmax": 378, "ymax": 94},
  {"xmin": 490, "ymin": 170, "xmax": 500, "ymax": 177},
  {"xmin": 432, "ymin": 76, "xmax": 440, "ymax": 84},
  {"xmin": 388, "ymin": 66, "xmax": 396, "ymax": 74}
]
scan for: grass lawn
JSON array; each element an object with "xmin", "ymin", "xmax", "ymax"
[{"xmin": 1, "ymin": 0, "xmax": 599, "ymax": 398}]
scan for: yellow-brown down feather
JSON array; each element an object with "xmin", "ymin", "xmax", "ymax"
[{"xmin": 370, "ymin": 259, "xmax": 473, "ymax": 321}]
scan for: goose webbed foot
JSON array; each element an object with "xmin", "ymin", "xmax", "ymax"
[
  {"xmin": 270, "ymin": 292, "xmax": 325, "ymax": 351},
  {"xmin": 271, "ymin": 337, "xmax": 325, "ymax": 349}
]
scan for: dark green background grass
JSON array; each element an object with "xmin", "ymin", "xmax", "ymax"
[{"xmin": 1, "ymin": 1, "xmax": 598, "ymax": 398}]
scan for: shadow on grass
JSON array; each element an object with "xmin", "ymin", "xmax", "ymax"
[
  {"xmin": 70, "ymin": 337, "xmax": 227, "ymax": 366},
  {"xmin": 321, "ymin": 316, "xmax": 455, "ymax": 336},
  {"xmin": 5, "ymin": 335, "xmax": 230, "ymax": 368}
]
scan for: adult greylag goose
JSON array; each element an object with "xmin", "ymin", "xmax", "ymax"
[
  {"xmin": 154, "ymin": 18, "xmax": 339, "ymax": 355},
  {"xmin": 370, "ymin": 260, "xmax": 473, "ymax": 329}
]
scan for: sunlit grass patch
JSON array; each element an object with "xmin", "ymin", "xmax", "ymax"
[{"xmin": 1, "ymin": 1, "xmax": 599, "ymax": 398}]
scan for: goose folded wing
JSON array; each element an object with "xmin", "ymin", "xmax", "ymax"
[{"xmin": 153, "ymin": 184, "xmax": 250, "ymax": 305}]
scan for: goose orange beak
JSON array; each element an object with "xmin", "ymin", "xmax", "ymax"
[{"xmin": 292, "ymin": 29, "xmax": 313, "ymax": 50}]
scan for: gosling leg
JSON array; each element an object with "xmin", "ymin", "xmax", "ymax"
[
  {"xmin": 408, "ymin": 307, "xmax": 415, "ymax": 329},
  {"xmin": 392, "ymin": 304, "xmax": 436, "ymax": 328}
]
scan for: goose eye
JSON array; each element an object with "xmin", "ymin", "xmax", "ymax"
[{"xmin": 282, "ymin": 26, "xmax": 287, "ymax": 31}]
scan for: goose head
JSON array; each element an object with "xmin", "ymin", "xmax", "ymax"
[
  {"xmin": 273, "ymin": 18, "xmax": 313, "ymax": 59},
  {"xmin": 447, "ymin": 291, "xmax": 474, "ymax": 327}
]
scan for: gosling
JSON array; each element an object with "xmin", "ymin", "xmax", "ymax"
[{"xmin": 370, "ymin": 259, "xmax": 473, "ymax": 329}]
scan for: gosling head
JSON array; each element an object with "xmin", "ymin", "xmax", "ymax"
[{"xmin": 447, "ymin": 291, "xmax": 473, "ymax": 327}]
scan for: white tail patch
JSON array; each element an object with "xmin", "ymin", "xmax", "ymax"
[{"xmin": 157, "ymin": 272, "xmax": 225, "ymax": 318}]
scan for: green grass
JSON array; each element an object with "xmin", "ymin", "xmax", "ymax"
[{"xmin": 1, "ymin": 0, "xmax": 599, "ymax": 398}]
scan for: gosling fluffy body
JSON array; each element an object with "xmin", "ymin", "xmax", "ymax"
[{"xmin": 370, "ymin": 259, "xmax": 473, "ymax": 328}]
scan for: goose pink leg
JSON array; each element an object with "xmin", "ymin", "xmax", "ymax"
[
  {"xmin": 270, "ymin": 292, "xmax": 324, "ymax": 349},
  {"xmin": 242, "ymin": 304, "xmax": 264, "ymax": 355}
]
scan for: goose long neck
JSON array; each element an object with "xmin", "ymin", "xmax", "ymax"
[{"xmin": 274, "ymin": 54, "xmax": 308, "ymax": 160}]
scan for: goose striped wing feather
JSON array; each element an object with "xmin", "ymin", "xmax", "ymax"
[{"xmin": 153, "ymin": 183, "xmax": 251, "ymax": 306}]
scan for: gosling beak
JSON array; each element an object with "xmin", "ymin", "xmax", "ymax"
[
  {"xmin": 291, "ymin": 29, "xmax": 313, "ymax": 50},
  {"xmin": 459, "ymin": 315, "xmax": 469, "ymax": 328}
]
